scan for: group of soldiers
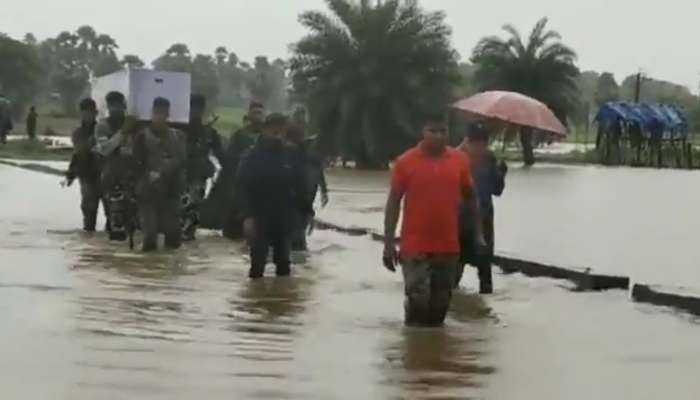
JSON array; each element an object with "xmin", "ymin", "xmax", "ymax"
[{"xmin": 65, "ymin": 92, "xmax": 328, "ymax": 270}]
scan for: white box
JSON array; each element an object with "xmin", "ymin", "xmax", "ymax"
[{"xmin": 91, "ymin": 69, "xmax": 191, "ymax": 123}]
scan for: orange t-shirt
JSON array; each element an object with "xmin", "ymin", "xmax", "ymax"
[{"xmin": 391, "ymin": 145, "xmax": 473, "ymax": 257}]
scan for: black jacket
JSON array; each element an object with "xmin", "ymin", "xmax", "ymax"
[{"xmin": 235, "ymin": 137, "xmax": 312, "ymax": 229}]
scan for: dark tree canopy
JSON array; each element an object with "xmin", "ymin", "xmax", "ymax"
[
  {"xmin": 471, "ymin": 17, "xmax": 580, "ymax": 165},
  {"xmin": 121, "ymin": 54, "xmax": 145, "ymax": 69},
  {"xmin": 471, "ymin": 17, "xmax": 580, "ymax": 121},
  {"xmin": 0, "ymin": 34, "xmax": 42, "ymax": 113},
  {"xmin": 595, "ymin": 72, "xmax": 620, "ymax": 106},
  {"xmin": 290, "ymin": 0, "xmax": 460, "ymax": 168}
]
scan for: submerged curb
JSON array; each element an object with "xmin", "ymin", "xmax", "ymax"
[
  {"xmin": 632, "ymin": 284, "xmax": 700, "ymax": 316},
  {"xmin": 493, "ymin": 255, "xmax": 630, "ymax": 291},
  {"xmin": 313, "ymin": 218, "xmax": 630, "ymax": 292},
  {"xmin": 0, "ymin": 159, "xmax": 65, "ymax": 177}
]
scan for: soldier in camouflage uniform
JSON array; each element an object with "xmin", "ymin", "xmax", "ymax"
[
  {"xmin": 134, "ymin": 97, "xmax": 187, "ymax": 252},
  {"xmin": 65, "ymin": 98, "xmax": 104, "ymax": 232},
  {"xmin": 95, "ymin": 91, "xmax": 139, "ymax": 241},
  {"xmin": 182, "ymin": 94, "xmax": 224, "ymax": 241}
]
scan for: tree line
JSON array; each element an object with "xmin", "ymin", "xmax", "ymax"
[
  {"xmin": 2, "ymin": 0, "xmax": 700, "ymax": 167},
  {"xmin": 0, "ymin": 26, "xmax": 288, "ymax": 117}
]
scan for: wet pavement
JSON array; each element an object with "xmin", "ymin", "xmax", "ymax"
[{"xmin": 1, "ymin": 164, "xmax": 700, "ymax": 399}]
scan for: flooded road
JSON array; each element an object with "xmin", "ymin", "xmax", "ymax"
[
  {"xmin": 322, "ymin": 165, "xmax": 700, "ymax": 289},
  {"xmin": 2, "ymin": 164, "xmax": 700, "ymax": 399}
]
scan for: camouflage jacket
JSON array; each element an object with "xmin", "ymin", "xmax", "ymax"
[
  {"xmin": 134, "ymin": 127, "xmax": 187, "ymax": 200},
  {"xmin": 95, "ymin": 119, "xmax": 139, "ymax": 191},
  {"xmin": 184, "ymin": 122, "xmax": 224, "ymax": 181},
  {"xmin": 67, "ymin": 122, "xmax": 100, "ymax": 181}
]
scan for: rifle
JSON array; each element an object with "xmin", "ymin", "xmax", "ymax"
[{"xmin": 107, "ymin": 184, "xmax": 139, "ymax": 249}]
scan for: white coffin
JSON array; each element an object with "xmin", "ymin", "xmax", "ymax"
[{"xmin": 91, "ymin": 69, "xmax": 191, "ymax": 123}]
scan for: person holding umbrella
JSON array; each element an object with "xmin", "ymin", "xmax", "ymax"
[{"xmin": 456, "ymin": 122, "xmax": 508, "ymax": 294}]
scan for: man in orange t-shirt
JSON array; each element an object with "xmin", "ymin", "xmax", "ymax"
[{"xmin": 383, "ymin": 113, "xmax": 484, "ymax": 327}]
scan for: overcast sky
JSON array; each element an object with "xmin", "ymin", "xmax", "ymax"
[{"xmin": 2, "ymin": 0, "xmax": 698, "ymax": 91}]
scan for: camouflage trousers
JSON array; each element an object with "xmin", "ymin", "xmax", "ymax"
[
  {"xmin": 139, "ymin": 197, "xmax": 182, "ymax": 252},
  {"xmin": 401, "ymin": 255, "xmax": 459, "ymax": 327},
  {"xmin": 79, "ymin": 178, "xmax": 105, "ymax": 232}
]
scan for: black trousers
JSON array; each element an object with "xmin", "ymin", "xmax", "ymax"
[
  {"xmin": 457, "ymin": 212, "xmax": 495, "ymax": 292},
  {"xmin": 249, "ymin": 221, "xmax": 291, "ymax": 279}
]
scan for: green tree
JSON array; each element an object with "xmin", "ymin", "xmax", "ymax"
[
  {"xmin": 153, "ymin": 43, "xmax": 192, "ymax": 73},
  {"xmin": 120, "ymin": 54, "xmax": 145, "ymax": 69},
  {"xmin": 595, "ymin": 72, "xmax": 620, "ymax": 106},
  {"xmin": 45, "ymin": 31, "xmax": 91, "ymax": 115},
  {"xmin": 290, "ymin": 0, "xmax": 460, "ymax": 169},
  {"xmin": 191, "ymin": 54, "xmax": 220, "ymax": 106},
  {"xmin": 23, "ymin": 33, "xmax": 37, "ymax": 46},
  {"xmin": 245, "ymin": 56, "xmax": 287, "ymax": 111},
  {"xmin": 471, "ymin": 17, "xmax": 580, "ymax": 165},
  {"xmin": 457, "ymin": 63, "xmax": 477, "ymax": 97},
  {"xmin": 0, "ymin": 34, "xmax": 42, "ymax": 114}
]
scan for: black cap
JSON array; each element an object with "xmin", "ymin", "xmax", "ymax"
[
  {"xmin": 153, "ymin": 97, "xmax": 170, "ymax": 109},
  {"xmin": 106, "ymin": 91, "xmax": 126, "ymax": 105},
  {"xmin": 466, "ymin": 121, "xmax": 491, "ymax": 141},
  {"xmin": 263, "ymin": 113, "xmax": 288, "ymax": 129},
  {"xmin": 79, "ymin": 98, "xmax": 97, "ymax": 112}
]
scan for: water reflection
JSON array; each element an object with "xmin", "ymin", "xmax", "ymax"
[{"xmin": 384, "ymin": 326, "xmax": 495, "ymax": 399}]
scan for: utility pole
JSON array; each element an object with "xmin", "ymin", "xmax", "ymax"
[{"xmin": 634, "ymin": 72, "xmax": 642, "ymax": 103}]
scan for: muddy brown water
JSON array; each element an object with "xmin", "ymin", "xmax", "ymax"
[
  {"xmin": 322, "ymin": 164, "xmax": 700, "ymax": 289},
  {"xmin": 1, "ymin": 164, "xmax": 700, "ymax": 399}
]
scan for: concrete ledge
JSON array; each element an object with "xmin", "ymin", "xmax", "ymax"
[
  {"xmin": 632, "ymin": 284, "xmax": 700, "ymax": 316},
  {"xmin": 314, "ymin": 218, "xmax": 630, "ymax": 292},
  {"xmin": 493, "ymin": 255, "xmax": 630, "ymax": 291},
  {"xmin": 314, "ymin": 219, "xmax": 371, "ymax": 237}
]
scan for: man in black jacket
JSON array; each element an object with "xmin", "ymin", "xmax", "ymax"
[
  {"xmin": 457, "ymin": 123, "xmax": 508, "ymax": 294},
  {"xmin": 235, "ymin": 113, "xmax": 312, "ymax": 279},
  {"xmin": 286, "ymin": 124, "xmax": 329, "ymax": 251}
]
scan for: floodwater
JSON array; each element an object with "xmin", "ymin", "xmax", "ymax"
[
  {"xmin": 2, "ymin": 164, "xmax": 700, "ymax": 399},
  {"xmin": 322, "ymin": 164, "xmax": 700, "ymax": 289}
]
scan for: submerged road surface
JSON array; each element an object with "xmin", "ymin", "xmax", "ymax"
[
  {"xmin": 1, "ymin": 164, "xmax": 699, "ymax": 399},
  {"xmin": 321, "ymin": 164, "xmax": 700, "ymax": 289}
]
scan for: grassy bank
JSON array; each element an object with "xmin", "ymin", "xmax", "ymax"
[
  {"xmin": 0, "ymin": 139, "xmax": 72, "ymax": 161},
  {"xmin": 11, "ymin": 106, "xmax": 246, "ymax": 139}
]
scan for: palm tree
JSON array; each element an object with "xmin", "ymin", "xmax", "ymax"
[
  {"xmin": 290, "ymin": 0, "xmax": 459, "ymax": 169},
  {"xmin": 94, "ymin": 34, "xmax": 118, "ymax": 55},
  {"xmin": 76, "ymin": 25, "xmax": 97, "ymax": 52},
  {"xmin": 166, "ymin": 43, "xmax": 190, "ymax": 58},
  {"xmin": 121, "ymin": 54, "xmax": 145, "ymax": 69},
  {"xmin": 471, "ymin": 17, "xmax": 580, "ymax": 165},
  {"xmin": 215, "ymin": 46, "xmax": 228, "ymax": 65}
]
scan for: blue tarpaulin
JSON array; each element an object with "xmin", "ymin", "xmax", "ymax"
[{"xmin": 595, "ymin": 101, "xmax": 688, "ymax": 138}]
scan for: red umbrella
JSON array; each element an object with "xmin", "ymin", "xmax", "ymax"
[{"xmin": 452, "ymin": 91, "xmax": 567, "ymax": 138}]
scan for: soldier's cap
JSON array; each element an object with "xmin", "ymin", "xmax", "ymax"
[
  {"xmin": 153, "ymin": 97, "xmax": 170, "ymax": 109},
  {"xmin": 263, "ymin": 113, "xmax": 289, "ymax": 129},
  {"xmin": 79, "ymin": 98, "xmax": 97, "ymax": 112},
  {"xmin": 106, "ymin": 91, "xmax": 126, "ymax": 105},
  {"xmin": 466, "ymin": 121, "xmax": 491, "ymax": 141},
  {"xmin": 190, "ymin": 94, "xmax": 206, "ymax": 109}
]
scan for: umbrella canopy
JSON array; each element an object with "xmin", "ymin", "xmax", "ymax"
[{"xmin": 452, "ymin": 91, "xmax": 567, "ymax": 137}]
